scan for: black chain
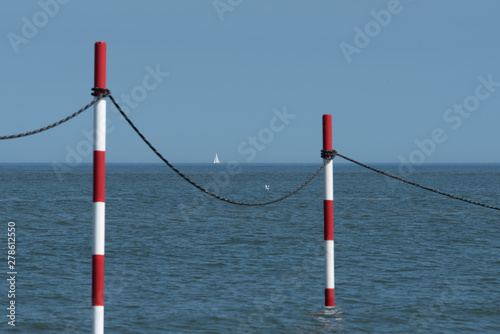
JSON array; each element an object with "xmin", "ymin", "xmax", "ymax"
[
  {"xmin": 325, "ymin": 151, "xmax": 500, "ymax": 211},
  {"xmin": 107, "ymin": 94, "xmax": 324, "ymax": 206},
  {"xmin": 0, "ymin": 90, "xmax": 109, "ymax": 140},
  {"xmin": 5, "ymin": 88, "xmax": 496, "ymax": 211}
]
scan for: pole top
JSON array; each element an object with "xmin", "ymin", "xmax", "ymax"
[
  {"xmin": 322, "ymin": 114, "xmax": 332, "ymax": 151},
  {"xmin": 94, "ymin": 42, "xmax": 107, "ymax": 92}
]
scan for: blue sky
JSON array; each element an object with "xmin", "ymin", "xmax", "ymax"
[{"xmin": 1, "ymin": 0, "xmax": 499, "ymax": 164}]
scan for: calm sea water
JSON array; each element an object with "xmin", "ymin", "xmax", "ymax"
[{"xmin": 1, "ymin": 163, "xmax": 499, "ymax": 333}]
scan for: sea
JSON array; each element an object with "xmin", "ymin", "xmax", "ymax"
[{"xmin": 1, "ymin": 162, "xmax": 499, "ymax": 333}]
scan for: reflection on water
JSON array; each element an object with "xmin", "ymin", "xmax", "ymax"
[{"xmin": 289, "ymin": 307, "xmax": 345, "ymax": 334}]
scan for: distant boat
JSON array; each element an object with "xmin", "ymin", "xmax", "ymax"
[{"xmin": 213, "ymin": 153, "xmax": 221, "ymax": 164}]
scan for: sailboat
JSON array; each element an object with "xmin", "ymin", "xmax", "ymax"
[{"xmin": 213, "ymin": 153, "xmax": 221, "ymax": 164}]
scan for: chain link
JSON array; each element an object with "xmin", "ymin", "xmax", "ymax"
[
  {"xmin": 0, "ymin": 90, "xmax": 109, "ymax": 140},
  {"xmin": 2, "ymin": 89, "xmax": 497, "ymax": 211},
  {"xmin": 326, "ymin": 151, "xmax": 500, "ymax": 211},
  {"xmin": 108, "ymin": 94, "xmax": 324, "ymax": 206}
]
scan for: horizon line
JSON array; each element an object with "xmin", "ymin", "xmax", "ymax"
[{"xmin": 1, "ymin": 161, "xmax": 500, "ymax": 165}]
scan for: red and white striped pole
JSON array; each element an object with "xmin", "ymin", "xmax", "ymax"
[
  {"xmin": 323, "ymin": 114, "xmax": 334, "ymax": 307},
  {"xmin": 92, "ymin": 41, "xmax": 106, "ymax": 334}
]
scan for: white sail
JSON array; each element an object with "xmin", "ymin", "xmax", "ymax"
[{"xmin": 213, "ymin": 153, "xmax": 221, "ymax": 164}]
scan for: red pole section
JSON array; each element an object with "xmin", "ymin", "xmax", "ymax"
[
  {"xmin": 323, "ymin": 114, "xmax": 334, "ymax": 307},
  {"xmin": 94, "ymin": 42, "xmax": 106, "ymax": 92},
  {"xmin": 92, "ymin": 41, "xmax": 106, "ymax": 334}
]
